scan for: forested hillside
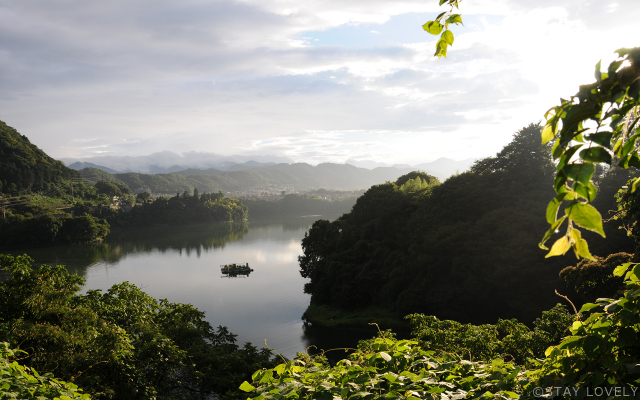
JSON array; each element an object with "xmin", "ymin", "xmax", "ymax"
[
  {"xmin": 299, "ymin": 123, "xmax": 636, "ymax": 325},
  {"xmin": 0, "ymin": 120, "xmax": 80, "ymax": 194},
  {"xmin": 75, "ymin": 163, "xmax": 417, "ymax": 195}
]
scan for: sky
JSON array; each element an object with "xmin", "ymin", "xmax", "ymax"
[{"xmin": 1, "ymin": 0, "xmax": 638, "ymax": 167}]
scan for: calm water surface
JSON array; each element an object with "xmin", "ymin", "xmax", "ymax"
[{"xmin": 7, "ymin": 217, "xmax": 378, "ymax": 358}]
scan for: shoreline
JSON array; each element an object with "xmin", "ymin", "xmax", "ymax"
[{"xmin": 302, "ymin": 303, "xmax": 412, "ymax": 332}]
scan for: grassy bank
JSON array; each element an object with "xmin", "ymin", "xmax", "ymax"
[{"xmin": 302, "ymin": 303, "xmax": 411, "ymax": 331}]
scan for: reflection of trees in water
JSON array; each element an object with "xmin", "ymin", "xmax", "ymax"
[
  {"xmin": 5, "ymin": 222, "xmax": 250, "ymax": 279},
  {"xmin": 250, "ymin": 215, "xmax": 341, "ymax": 232},
  {"xmin": 4, "ymin": 244, "xmax": 115, "ymax": 279},
  {"xmin": 5, "ymin": 217, "xmax": 330, "ymax": 281},
  {"xmin": 104, "ymin": 222, "xmax": 249, "ymax": 260}
]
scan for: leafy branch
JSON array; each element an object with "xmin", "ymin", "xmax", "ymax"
[
  {"xmin": 539, "ymin": 48, "xmax": 640, "ymax": 259},
  {"xmin": 422, "ymin": 0, "xmax": 463, "ymax": 59}
]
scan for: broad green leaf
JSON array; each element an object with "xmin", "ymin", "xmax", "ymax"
[
  {"xmin": 439, "ymin": 0, "xmax": 447, "ymax": 5},
  {"xmin": 614, "ymin": 263, "xmax": 632, "ymax": 277},
  {"xmin": 562, "ymin": 163, "xmax": 595, "ymax": 186},
  {"xmin": 585, "ymin": 131, "xmax": 614, "ymax": 149},
  {"xmin": 552, "ymin": 137, "xmax": 564, "ymax": 159},
  {"xmin": 554, "ymin": 172, "xmax": 569, "ymax": 193},
  {"xmin": 557, "ymin": 144, "xmax": 583, "ymax": 171},
  {"xmin": 505, "ymin": 367, "xmax": 520, "ymax": 380},
  {"xmin": 565, "ymin": 201, "xmax": 605, "ymax": 237},
  {"xmin": 579, "ymin": 303, "xmax": 599, "ymax": 313},
  {"xmin": 539, "ymin": 216, "xmax": 567, "ymax": 249},
  {"xmin": 546, "ymin": 193, "xmax": 567, "ymax": 224},
  {"xmin": 380, "ymin": 352, "xmax": 392, "ymax": 362},
  {"xmin": 633, "ymin": 177, "xmax": 640, "ymax": 193},
  {"xmin": 502, "ymin": 391, "xmax": 519, "ymax": 399},
  {"xmin": 435, "ymin": 11, "xmax": 446, "ymax": 21},
  {"xmin": 441, "ymin": 30, "xmax": 454, "ymax": 45},
  {"xmin": 594, "ymin": 60, "xmax": 602, "ymax": 82},
  {"xmin": 423, "ymin": 21, "xmax": 444, "ymax": 35},
  {"xmin": 579, "ymin": 147, "xmax": 612, "ymax": 165},
  {"xmin": 446, "ymin": 14, "xmax": 462, "ymax": 24},
  {"xmin": 621, "ymin": 133, "xmax": 640, "ymax": 157},
  {"xmin": 240, "ymin": 381, "xmax": 256, "ymax": 392},
  {"xmin": 574, "ymin": 181, "xmax": 597, "ymax": 202},
  {"xmin": 545, "ymin": 236, "xmax": 570, "ymax": 258},
  {"xmin": 541, "ymin": 123, "xmax": 556, "ymax": 144},
  {"xmin": 434, "ymin": 39, "xmax": 448, "ymax": 58},
  {"xmin": 569, "ymin": 228, "xmax": 595, "ymax": 260},
  {"xmin": 613, "ymin": 138, "xmax": 624, "ymax": 156}
]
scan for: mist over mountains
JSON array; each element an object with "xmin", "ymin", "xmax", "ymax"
[{"xmin": 61, "ymin": 152, "xmax": 476, "ymax": 182}]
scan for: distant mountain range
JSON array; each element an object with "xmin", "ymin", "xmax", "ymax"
[
  {"xmin": 62, "ymin": 152, "xmax": 476, "ymax": 184},
  {"xmin": 60, "ymin": 152, "xmax": 293, "ymax": 175}
]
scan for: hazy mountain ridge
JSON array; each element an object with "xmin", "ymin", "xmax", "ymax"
[
  {"xmin": 60, "ymin": 152, "xmax": 294, "ymax": 174},
  {"xmin": 78, "ymin": 163, "xmax": 425, "ymax": 194}
]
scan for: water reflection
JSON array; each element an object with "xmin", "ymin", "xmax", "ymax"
[{"xmin": 1, "ymin": 216, "xmax": 381, "ymax": 358}]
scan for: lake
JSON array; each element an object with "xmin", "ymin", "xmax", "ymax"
[{"xmin": 5, "ymin": 217, "xmax": 379, "ymax": 359}]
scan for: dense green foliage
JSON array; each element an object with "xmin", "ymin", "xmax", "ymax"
[
  {"xmin": 0, "ymin": 254, "xmax": 277, "ymax": 399},
  {"xmin": 244, "ymin": 265, "xmax": 640, "ymax": 399},
  {"xmin": 560, "ymin": 252, "xmax": 633, "ymax": 304},
  {"xmin": 243, "ymin": 276, "xmax": 640, "ymax": 399},
  {"xmin": 538, "ymin": 48, "xmax": 640, "ymax": 259},
  {"xmin": 0, "ymin": 213, "xmax": 109, "ymax": 249},
  {"xmin": 95, "ymin": 190, "xmax": 248, "ymax": 227},
  {"xmin": 0, "ymin": 343, "xmax": 90, "ymax": 399},
  {"xmin": 299, "ymin": 124, "xmax": 633, "ymax": 324},
  {"xmin": 242, "ymin": 193, "xmax": 358, "ymax": 219},
  {"xmin": 407, "ymin": 305, "xmax": 573, "ymax": 365},
  {"xmin": 0, "ymin": 120, "xmax": 80, "ymax": 195},
  {"xmin": 242, "ymin": 335, "xmax": 526, "ymax": 400}
]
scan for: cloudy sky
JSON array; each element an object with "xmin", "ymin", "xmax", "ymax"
[{"xmin": 1, "ymin": 0, "xmax": 638, "ymax": 167}]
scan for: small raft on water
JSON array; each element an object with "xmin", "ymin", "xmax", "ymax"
[{"xmin": 220, "ymin": 263, "xmax": 254, "ymax": 275}]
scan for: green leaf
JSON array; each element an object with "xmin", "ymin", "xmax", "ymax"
[
  {"xmin": 594, "ymin": 59, "xmax": 602, "ymax": 83},
  {"xmin": 554, "ymin": 171, "xmax": 569, "ymax": 193},
  {"xmin": 434, "ymin": 39, "xmax": 448, "ymax": 58},
  {"xmin": 585, "ymin": 131, "xmax": 614, "ymax": 149},
  {"xmin": 439, "ymin": 0, "xmax": 447, "ymax": 5},
  {"xmin": 545, "ymin": 236, "xmax": 571, "ymax": 258},
  {"xmin": 544, "ymin": 346, "xmax": 555, "ymax": 357},
  {"xmin": 505, "ymin": 367, "xmax": 520, "ymax": 380},
  {"xmin": 557, "ymin": 144, "xmax": 583, "ymax": 171},
  {"xmin": 441, "ymin": 30, "xmax": 454, "ymax": 45},
  {"xmin": 574, "ymin": 181, "xmax": 597, "ymax": 202},
  {"xmin": 562, "ymin": 163, "xmax": 595, "ymax": 186},
  {"xmin": 435, "ymin": 11, "xmax": 446, "ymax": 21},
  {"xmin": 380, "ymin": 352, "xmax": 392, "ymax": 362},
  {"xmin": 546, "ymin": 194, "xmax": 570, "ymax": 224},
  {"xmin": 446, "ymin": 14, "xmax": 462, "ymax": 24},
  {"xmin": 423, "ymin": 21, "xmax": 444, "ymax": 35},
  {"xmin": 240, "ymin": 381, "xmax": 256, "ymax": 392},
  {"xmin": 541, "ymin": 123, "xmax": 556, "ymax": 144},
  {"xmin": 569, "ymin": 227, "xmax": 595, "ymax": 260},
  {"xmin": 633, "ymin": 177, "xmax": 640, "ymax": 193},
  {"xmin": 579, "ymin": 303, "xmax": 599, "ymax": 313},
  {"xmin": 539, "ymin": 216, "xmax": 567, "ymax": 249},
  {"xmin": 579, "ymin": 147, "xmax": 612, "ymax": 165},
  {"xmin": 565, "ymin": 201, "xmax": 605, "ymax": 237},
  {"xmin": 614, "ymin": 263, "xmax": 632, "ymax": 277}
]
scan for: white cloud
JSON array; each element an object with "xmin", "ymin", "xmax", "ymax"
[{"xmin": 0, "ymin": 0, "xmax": 637, "ymax": 164}]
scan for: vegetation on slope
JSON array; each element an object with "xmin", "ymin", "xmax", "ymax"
[
  {"xmin": 0, "ymin": 120, "xmax": 80, "ymax": 195},
  {"xmin": 0, "ymin": 254, "xmax": 277, "ymax": 399},
  {"xmin": 299, "ymin": 124, "xmax": 636, "ymax": 325}
]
